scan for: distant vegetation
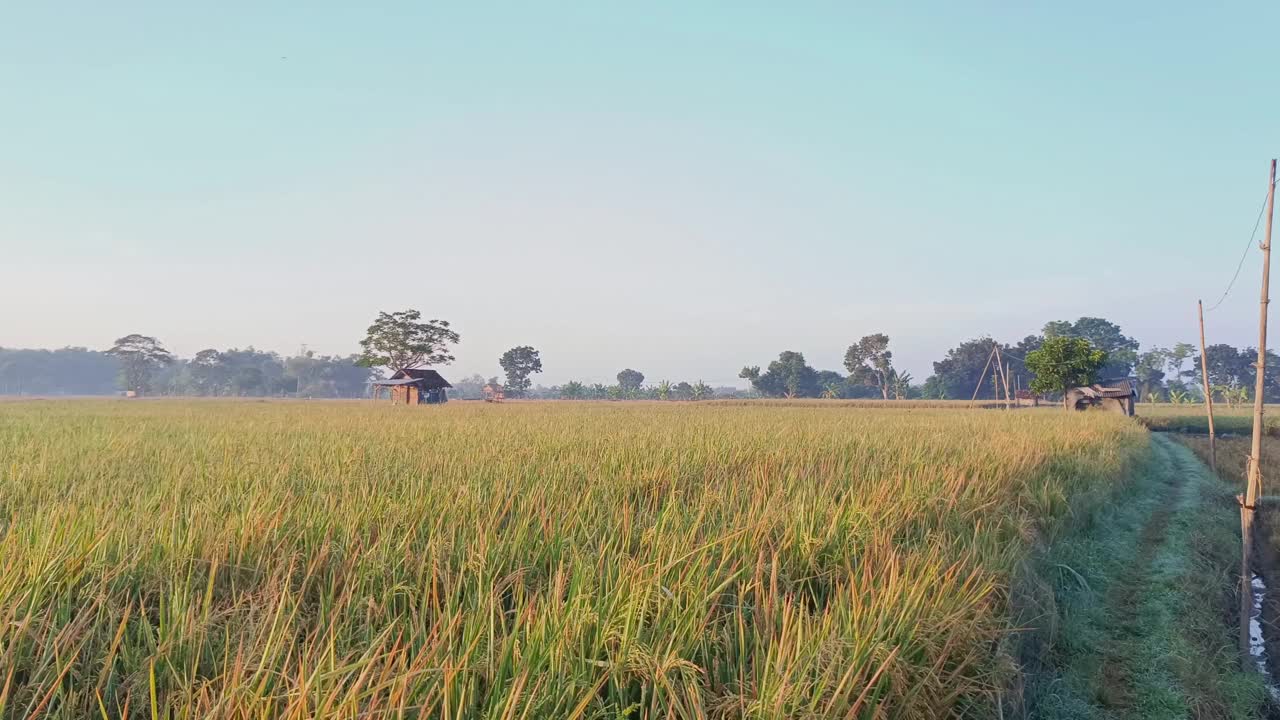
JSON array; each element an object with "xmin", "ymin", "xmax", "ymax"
[
  {"xmin": 0, "ymin": 344, "xmax": 373, "ymax": 397},
  {"xmin": 6, "ymin": 313, "xmax": 1280, "ymax": 405}
]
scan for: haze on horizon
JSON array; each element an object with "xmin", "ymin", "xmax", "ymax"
[{"xmin": 3, "ymin": 3, "xmax": 1278, "ymax": 386}]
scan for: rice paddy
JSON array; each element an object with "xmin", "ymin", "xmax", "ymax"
[{"xmin": 0, "ymin": 400, "xmax": 1149, "ymax": 718}]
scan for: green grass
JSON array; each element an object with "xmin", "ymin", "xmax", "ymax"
[
  {"xmin": 1136, "ymin": 403, "xmax": 1280, "ymax": 436},
  {"xmin": 0, "ymin": 399, "xmax": 1151, "ymax": 718},
  {"xmin": 1029, "ymin": 435, "xmax": 1269, "ymax": 719}
]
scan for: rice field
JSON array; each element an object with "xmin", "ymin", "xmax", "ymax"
[{"xmin": 0, "ymin": 400, "xmax": 1148, "ymax": 719}]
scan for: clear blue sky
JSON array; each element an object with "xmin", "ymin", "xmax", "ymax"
[{"xmin": 2, "ymin": 3, "xmax": 1277, "ymax": 386}]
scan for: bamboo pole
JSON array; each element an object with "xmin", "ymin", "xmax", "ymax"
[
  {"xmin": 971, "ymin": 345, "xmax": 996, "ymax": 403},
  {"xmin": 994, "ymin": 345, "xmax": 1013, "ymax": 410},
  {"xmin": 1241, "ymin": 158, "xmax": 1276, "ymax": 663},
  {"xmin": 1198, "ymin": 300, "xmax": 1217, "ymax": 472}
]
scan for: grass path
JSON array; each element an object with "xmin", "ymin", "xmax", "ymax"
[
  {"xmin": 1030, "ymin": 434, "xmax": 1267, "ymax": 719},
  {"xmin": 1093, "ymin": 447, "xmax": 1183, "ymax": 712}
]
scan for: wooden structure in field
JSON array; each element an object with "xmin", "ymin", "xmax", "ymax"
[
  {"xmin": 1065, "ymin": 378, "xmax": 1136, "ymax": 416},
  {"xmin": 1014, "ymin": 389, "xmax": 1040, "ymax": 407},
  {"xmin": 370, "ymin": 368, "xmax": 452, "ymax": 405},
  {"xmin": 482, "ymin": 382, "xmax": 505, "ymax": 402}
]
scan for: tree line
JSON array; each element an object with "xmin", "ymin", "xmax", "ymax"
[
  {"xmin": 0, "ymin": 339, "xmax": 373, "ymax": 398},
  {"xmin": 5, "ymin": 311, "xmax": 1276, "ymax": 404},
  {"xmin": 735, "ymin": 316, "xmax": 1277, "ymax": 404}
]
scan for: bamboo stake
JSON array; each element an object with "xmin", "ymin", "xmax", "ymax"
[
  {"xmin": 994, "ymin": 345, "xmax": 1013, "ymax": 410},
  {"xmin": 1241, "ymin": 158, "xmax": 1276, "ymax": 663},
  {"xmin": 970, "ymin": 345, "xmax": 996, "ymax": 403},
  {"xmin": 1198, "ymin": 300, "xmax": 1217, "ymax": 472}
]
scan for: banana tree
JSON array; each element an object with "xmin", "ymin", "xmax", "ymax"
[{"xmin": 891, "ymin": 371, "xmax": 913, "ymax": 400}]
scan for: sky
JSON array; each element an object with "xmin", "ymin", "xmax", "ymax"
[{"xmin": 2, "ymin": 3, "xmax": 1279, "ymax": 387}]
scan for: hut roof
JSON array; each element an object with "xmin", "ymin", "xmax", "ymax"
[
  {"xmin": 388, "ymin": 368, "xmax": 452, "ymax": 388},
  {"xmin": 1072, "ymin": 378, "xmax": 1136, "ymax": 399},
  {"xmin": 369, "ymin": 378, "xmax": 422, "ymax": 387}
]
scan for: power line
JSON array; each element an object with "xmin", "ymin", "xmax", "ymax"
[{"xmin": 1205, "ymin": 183, "xmax": 1276, "ymax": 312}]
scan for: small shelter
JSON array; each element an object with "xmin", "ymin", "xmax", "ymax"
[
  {"xmin": 370, "ymin": 368, "xmax": 452, "ymax": 405},
  {"xmin": 1014, "ymin": 389, "xmax": 1041, "ymax": 407},
  {"xmin": 1065, "ymin": 378, "xmax": 1136, "ymax": 416},
  {"xmin": 482, "ymin": 382, "xmax": 505, "ymax": 402}
]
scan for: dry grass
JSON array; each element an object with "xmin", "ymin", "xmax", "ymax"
[{"xmin": 0, "ymin": 400, "xmax": 1147, "ymax": 719}]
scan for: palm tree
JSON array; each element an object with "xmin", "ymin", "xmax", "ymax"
[
  {"xmin": 820, "ymin": 382, "xmax": 842, "ymax": 399},
  {"xmin": 656, "ymin": 380, "xmax": 672, "ymax": 401}
]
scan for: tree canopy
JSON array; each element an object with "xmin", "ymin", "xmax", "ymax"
[
  {"xmin": 0, "ymin": 347, "xmax": 117, "ymax": 395},
  {"xmin": 741, "ymin": 351, "xmax": 819, "ymax": 398},
  {"xmin": 105, "ymin": 334, "xmax": 174, "ymax": 394},
  {"xmin": 1042, "ymin": 317, "xmax": 1137, "ymax": 377},
  {"xmin": 1025, "ymin": 337, "xmax": 1108, "ymax": 406},
  {"xmin": 499, "ymin": 346, "xmax": 543, "ymax": 397},
  {"xmin": 844, "ymin": 334, "xmax": 893, "ymax": 400},
  {"xmin": 616, "ymin": 369, "xmax": 645, "ymax": 393},
  {"xmin": 356, "ymin": 310, "xmax": 459, "ymax": 373}
]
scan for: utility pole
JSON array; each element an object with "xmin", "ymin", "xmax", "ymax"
[
  {"xmin": 1197, "ymin": 300, "xmax": 1217, "ymax": 471},
  {"xmin": 1242, "ymin": 158, "xmax": 1277, "ymax": 662}
]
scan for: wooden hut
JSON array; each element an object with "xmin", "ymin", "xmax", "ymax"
[
  {"xmin": 1064, "ymin": 378, "xmax": 1136, "ymax": 416},
  {"xmin": 482, "ymin": 383, "xmax": 505, "ymax": 402},
  {"xmin": 371, "ymin": 369, "xmax": 452, "ymax": 405}
]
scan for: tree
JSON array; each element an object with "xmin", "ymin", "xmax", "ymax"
[
  {"xmin": 691, "ymin": 380, "xmax": 713, "ymax": 401},
  {"xmin": 673, "ymin": 381, "xmax": 694, "ymax": 401},
  {"xmin": 0, "ymin": 347, "xmax": 119, "ymax": 395},
  {"xmin": 655, "ymin": 380, "xmax": 672, "ymax": 400},
  {"xmin": 1196, "ymin": 344, "xmax": 1251, "ymax": 389},
  {"xmin": 890, "ymin": 371, "xmax": 913, "ymax": 400},
  {"xmin": 499, "ymin": 346, "xmax": 543, "ymax": 397},
  {"xmin": 617, "ymin": 369, "xmax": 645, "ymax": 393},
  {"xmin": 105, "ymin": 334, "xmax": 173, "ymax": 394},
  {"xmin": 1025, "ymin": 337, "xmax": 1108, "ymax": 408},
  {"xmin": 1134, "ymin": 349, "xmax": 1168, "ymax": 400},
  {"xmin": 844, "ymin": 334, "xmax": 894, "ymax": 399},
  {"xmin": 1166, "ymin": 343, "xmax": 1196, "ymax": 379},
  {"xmin": 1042, "ymin": 317, "xmax": 1138, "ymax": 377},
  {"xmin": 560, "ymin": 380, "xmax": 586, "ymax": 399},
  {"xmin": 741, "ymin": 351, "xmax": 820, "ymax": 398},
  {"xmin": 931, "ymin": 337, "xmax": 1006, "ymax": 400},
  {"xmin": 355, "ymin": 310, "xmax": 459, "ymax": 373},
  {"xmin": 1007, "ymin": 335, "xmax": 1042, "ymax": 390},
  {"xmin": 283, "ymin": 352, "xmax": 373, "ymax": 398},
  {"xmin": 919, "ymin": 375, "xmax": 948, "ymax": 400}
]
